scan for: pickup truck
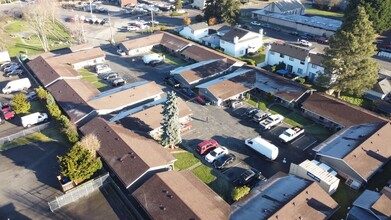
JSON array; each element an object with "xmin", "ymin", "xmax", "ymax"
[
  {"xmin": 279, "ymin": 126, "xmax": 304, "ymax": 143},
  {"xmin": 259, "ymin": 114, "xmax": 284, "ymax": 130}
]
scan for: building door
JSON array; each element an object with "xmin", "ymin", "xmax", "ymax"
[{"xmin": 287, "ymin": 65, "xmax": 293, "ymax": 72}]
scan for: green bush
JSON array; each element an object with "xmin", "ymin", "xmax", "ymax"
[
  {"xmin": 46, "ymin": 93, "xmax": 56, "ymax": 105},
  {"xmin": 59, "ymin": 115, "xmax": 71, "ymax": 128},
  {"xmin": 240, "ymin": 58, "xmax": 256, "ymax": 66},
  {"xmin": 231, "ymin": 186, "xmax": 250, "ymax": 201},
  {"xmin": 296, "ymin": 77, "xmax": 306, "ymax": 84},
  {"xmin": 171, "ymin": 11, "xmax": 185, "ymax": 16},
  {"xmin": 160, "ymin": 25, "xmax": 168, "ymax": 31},
  {"xmin": 46, "ymin": 103, "xmax": 62, "ymax": 119},
  {"xmin": 64, "ymin": 124, "xmax": 79, "ymax": 144},
  {"xmin": 35, "ymin": 86, "xmax": 48, "ymax": 100},
  {"xmin": 12, "ymin": 94, "xmax": 30, "ymax": 114},
  {"xmin": 271, "ymin": 65, "xmax": 276, "ymax": 72}
]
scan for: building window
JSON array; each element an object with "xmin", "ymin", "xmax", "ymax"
[
  {"xmin": 280, "ymin": 54, "xmax": 284, "ymax": 58},
  {"xmin": 270, "ymin": 51, "xmax": 275, "ymax": 55},
  {"xmin": 298, "ymin": 68, "xmax": 303, "ymax": 74},
  {"xmin": 312, "ymin": 64, "xmax": 317, "ymax": 69},
  {"xmin": 300, "ymin": 61, "xmax": 305, "ymax": 65},
  {"xmin": 289, "ymin": 57, "xmax": 294, "ymax": 61}
]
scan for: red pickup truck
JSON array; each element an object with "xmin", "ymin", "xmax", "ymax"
[{"xmin": 2, "ymin": 105, "xmax": 15, "ymax": 120}]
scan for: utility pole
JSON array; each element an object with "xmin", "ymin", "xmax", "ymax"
[
  {"xmin": 151, "ymin": 10, "xmax": 154, "ymax": 31},
  {"xmin": 108, "ymin": 13, "xmax": 115, "ymax": 45},
  {"xmin": 89, "ymin": 0, "xmax": 93, "ymax": 18}
]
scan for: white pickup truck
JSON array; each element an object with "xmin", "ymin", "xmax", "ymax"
[
  {"xmin": 259, "ymin": 114, "xmax": 284, "ymax": 130},
  {"xmin": 279, "ymin": 126, "xmax": 304, "ymax": 143}
]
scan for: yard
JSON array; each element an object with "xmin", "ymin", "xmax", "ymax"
[
  {"xmin": 3, "ymin": 18, "xmax": 72, "ymax": 57},
  {"xmin": 304, "ymin": 5, "xmax": 344, "ymax": 20},
  {"xmin": 173, "ymin": 152, "xmax": 200, "ymax": 170},
  {"xmin": 79, "ymin": 68, "xmax": 110, "ymax": 91},
  {"xmin": 331, "ymin": 182, "xmax": 362, "ymax": 220}
]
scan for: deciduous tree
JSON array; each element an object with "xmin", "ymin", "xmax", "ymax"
[
  {"xmin": 323, "ymin": 6, "xmax": 379, "ymax": 97},
  {"xmin": 58, "ymin": 143, "xmax": 102, "ymax": 183},
  {"xmin": 204, "ymin": 0, "xmax": 240, "ymax": 24},
  {"xmin": 183, "ymin": 17, "xmax": 191, "ymax": 25},
  {"xmin": 161, "ymin": 91, "xmax": 181, "ymax": 148},
  {"xmin": 12, "ymin": 94, "xmax": 30, "ymax": 114},
  {"xmin": 79, "ymin": 134, "xmax": 101, "ymax": 157},
  {"xmin": 221, "ymin": 0, "xmax": 240, "ymax": 25}
]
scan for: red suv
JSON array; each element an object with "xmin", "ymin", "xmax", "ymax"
[{"xmin": 195, "ymin": 139, "xmax": 218, "ymax": 155}]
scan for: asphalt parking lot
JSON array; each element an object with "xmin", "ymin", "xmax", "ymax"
[{"xmin": 181, "ymin": 101, "xmax": 317, "ymax": 182}]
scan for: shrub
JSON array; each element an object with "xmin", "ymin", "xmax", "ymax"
[
  {"xmin": 35, "ymin": 86, "xmax": 48, "ymax": 100},
  {"xmin": 59, "ymin": 115, "xmax": 71, "ymax": 128},
  {"xmin": 183, "ymin": 17, "xmax": 191, "ymax": 25},
  {"xmin": 195, "ymin": 14, "xmax": 203, "ymax": 22},
  {"xmin": 296, "ymin": 77, "xmax": 306, "ymax": 84},
  {"xmin": 160, "ymin": 25, "xmax": 168, "ymax": 31},
  {"xmin": 240, "ymin": 58, "xmax": 256, "ymax": 66},
  {"xmin": 46, "ymin": 93, "xmax": 56, "ymax": 105},
  {"xmin": 271, "ymin": 65, "xmax": 276, "ymax": 72},
  {"xmin": 231, "ymin": 186, "xmax": 250, "ymax": 201},
  {"xmin": 46, "ymin": 103, "xmax": 62, "ymax": 119},
  {"xmin": 64, "ymin": 124, "xmax": 79, "ymax": 144},
  {"xmin": 12, "ymin": 93, "xmax": 30, "ymax": 114}
]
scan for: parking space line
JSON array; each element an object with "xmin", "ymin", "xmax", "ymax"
[
  {"xmin": 290, "ymin": 135, "xmax": 305, "ymax": 144},
  {"xmin": 302, "ymin": 140, "xmax": 318, "ymax": 151}
]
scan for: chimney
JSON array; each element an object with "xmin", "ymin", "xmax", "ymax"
[{"xmin": 234, "ymin": 36, "xmax": 239, "ymax": 44}]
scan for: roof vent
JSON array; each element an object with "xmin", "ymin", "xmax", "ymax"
[
  {"xmin": 283, "ymin": 193, "xmax": 287, "ymax": 196},
  {"xmin": 354, "ymin": 155, "xmax": 357, "ymax": 158},
  {"xmin": 371, "ymin": 141, "xmax": 373, "ymax": 144},
  {"xmin": 292, "ymin": 202, "xmax": 296, "ymax": 206},
  {"xmin": 167, "ymin": 194, "xmax": 173, "ymax": 199},
  {"xmin": 276, "ymin": 215, "xmax": 278, "ymax": 219},
  {"xmin": 115, "ymin": 137, "xmax": 119, "ymax": 141},
  {"xmin": 377, "ymin": 133, "xmax": 380, "ymax": 136},
  {"xmin": 306, "ymin": 191, "xmax": 309, "ymax": 194},
  {"xmin": 162, "ymin": 189, "xmax": 169, "ymax": 194},
  {"xmin": 299, "ymin": 217, "xmax": 303, "ymax": 220},
  {"xmin": 376, "ymin": 149, "xmax": 379, "ymax": 152},
  {"xmin": 264, "ymin": 209, "xmax": 268, "ymax": 213},
  {"xmin": 159, "ymin": 205, "xmax": 166, "ymax": 211},
  {"xmin": 130, "ymin": 155, "xmax": 136, "ymax": 159}
]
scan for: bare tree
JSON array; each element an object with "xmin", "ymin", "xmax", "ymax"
[
  {"xmin": 71, "ymin": 18, "xmax": 87, "ymax": 44},
  {"xmin": 23, "ymin": 2, "xmax": 51, "ymax": 52},
  {"xmin": 79, "ymin": 134, "xmax": 101, "ymax": 156},
  {"xmin": 40, "ymin": 0, "xmax": 57, "ymax": 23}
]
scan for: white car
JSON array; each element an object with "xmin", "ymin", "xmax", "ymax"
[
  {"xmin": 205, "ymin": 146, "xmax": 229, "ymax": 163},
  {"xmin": 127, "ymin": 26, "xmax": 139, "ymax": 31},
  {"xmin": 299, "ymin": 39, "xmax": 312, "ymax": 47},
  {"xmin": 250, "ymin": 21, "xmax": 261, "ymax": 26}
]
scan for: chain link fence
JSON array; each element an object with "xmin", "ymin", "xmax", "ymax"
[
  {"xmin": 0, "ymin": 122, "xmax": 54, "ymax": 146},
  {"xmin": 48, "ymin": 173, "xmax": 111, "ymax": 212}
]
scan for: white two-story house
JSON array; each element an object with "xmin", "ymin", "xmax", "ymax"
[
  {"xmin": 220, "ymin": 28, "xmax": 263, "ymax": 57},
  {"xmin": 263, "ymin": 43, "xmax": 325, "ymax": 80},
  {"xmin": 179, "ymin": 22, "xmax": 209, "ymax": 42}
]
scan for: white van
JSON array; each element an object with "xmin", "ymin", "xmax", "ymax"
[
  {"xmin": 142, "ymin": 53, "xmax": 163, "ymax": 64},
  {"xmin": 21, "ymin": 112, "xmax": 48, "ymax": 128},
  {"xmin": 2, "ymin": 78, "xmax": 31, "ymax": 94}
]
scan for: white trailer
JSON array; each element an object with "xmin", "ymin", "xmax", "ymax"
[
  {"xmin": 2, "ymin": 78, "xmax": 31, "ymax": 94},
  {"xmin": 245, "ymin": 136, "xmax": 279, "ymax": 160},
  {"xmin": 279, "ymin": 126, "xmax": 305, "ymax": 143},
  {"xmin": 21, "ymin": 112, "xmax": 48, "ymax": 128}
]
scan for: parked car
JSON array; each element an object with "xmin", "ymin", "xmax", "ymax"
[
  {"xmin": 181, "ymin": 87, "xmax": 196, "ymax": 97},
  {"xmin": 111, "ymin": 78, "xmax": 126, "ymax": 87},
  {"xmin": 241, "ymin": 25, "xmax": 251, "ymax": 30},
  {"xmin": 299, "ymin": 33, "xmax": 313, "ymax": 40},
  {"xmin": 213, "ymin": 153, "xmax": 236, "ymax": 169},
  {"xmin": 205, "ymin": 146, "xmax": 229, "ymax": 163},
  {"xmin": 252, "ymin": 110, "xmax": 271, "ymax": 122},
  {"xmin": 4, "ymin": 64, "xmax": 20, "ymax": 73},
  {"xmin": 246, "ymin": 107, "xmax": 260, "ymax": 117},
  {"xmin": 2, "ymin": 78, "xmax": 31, "ymax": 94},
  {"xmin": 231, "ymin": 101, "xmax": 243, "ymax": 109},
  {"xmin": 234, "ymin": 168, "xmax": 266, "ymax": 188},
  {"xmin": 117, "ymin": 49, "xmax": 126, "ymax": 56},
  {"xmin": 21, "ymin": 112, "xmax": 48, "ymax": 128},
  {"xmin": 195, "ymin": 139, "xmax": 218, "ymax": 155},
  {"xmin": 5, "ymin": 69, "xmax": 23, "ymax": 77},
  {"xmin": 103, "ymin": 72, "xmax": 119, "ymax": 80},
  {"xmin": 0, "ymin": 62, "xmax": 17, "ymax": 70},
  {"xmin": 250, "ymin": 21, "xmax": 261, "ymax": 26},
  {"xmin": 149, "ymin": 59, "xmax": 163, "ymax": 67},
  {"xmin": 25, "ymin": 91, "xmax": 38, "ymax": 101},
  {"xmin": 259, "ymin": 114, "xmax": 284, "ymax": 130},
  {"xmin": 315, "ymin": 36, "xmax": 329, "ymax": 44},
  {"xmin": 195, "ymin": 95, "xmax": 208, "ymax": 105},
  {"xmin": 1, "ymin": 105, "xmax": 15, "ymax": 120},
  {"xmin": 299, "ymin": 39, "xmax": 312, "ymax": 47},
  {"xmin": 95, "ymin": 64, "xmax": 111, "ymax": 74},
  {"xmin": 289, "ymin": 31, "xmax": 299, "ymax": 36},
  {"xmin": 127, "ymin": 25, "xmax": 139, "ymax": 31},
  {"xmin": 164, "ymin": 77, "xmax": 180, "ymax": 88}
]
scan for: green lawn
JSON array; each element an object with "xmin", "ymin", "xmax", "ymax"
[
  {"xmin": 331, "ymin": 183, "xmax": 362, "ymax": 220},
  {"xmin": 163, "ymin": 53, "xmax": 187, "ymax": 66},
  {"xmin": 79, "ymin": 68, "xmax": 110, "ymax": 91},
  {"xmin": 304, "ymin": 124, "xmax": 333, "ymax": 142},
  {"xmin": 29, "ymin": 100, "xmax": 45, "ymax": 113},
  {"xmin": 192, "ymin": 164, "xmax": 217, "ymax": 185},
  {"xmin": 243, "ymin": 53, "xmax": 266, "ymax": 64},
  {"xmin": 3, "ymin": 18, "xmax": 72, "ymax": 57},
  {"xmin": 305, "ymin": 6, "xmax": 344, "ymax": 20},
  {"xmin": 174, "ymin": 152, "xmax": 200, "ymax": 170},
  {"xmin": 284, "ymin": 112, "xmax": 313, "ymax": 127},
  {"xmin": 269, "ymin": 105, "xmax": 291, "ymax": 115},
  {"xmin": 0, "ymin": 127, "xmax": 68, "ymax": 151}
]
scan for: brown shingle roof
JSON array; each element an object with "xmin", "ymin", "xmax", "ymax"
[
  {"xmin": 371, "ymin": 194, "xmax": 391, "ymax": 217},
  {"xmin": 343, "ymin": 122, "xmax": 391, "ymax": 180},
  {"xmin": 309, "ymin": 53, "xmax": 325, "ymax": 66},
  {"xmin": 69, "ymin": 43, "xmax": 94, "ymax": 53},
  {"xmin": 62, "ymin": 79, "xmax": 100, "ymax": 101},
  {"xmin": 270, "ymin": 43, "xmax": 309, "ymax": 61},
  {"xmin": 207, "ymin": 71, "xmax": 255, "ymax": 100},
  {"xmin": 88, "ymin": 81, "xmax": 163, "ymax": 110},
  {"xmin": 302, "ymin": 93, "xmax": 386, "ymax": 126},
  {"xmin": 79, "ymin": 117, "xmax": 175, "ymax": 188},
  {"xmin": 180, "ymin": 58, "xmax": 234, "ymax": 83},
  {"xmin": 47, "ymin": 79, "xmax": 94, "ymax": 123},
  {"xmin": 160, "ymin": 32, "xmax": 191, "ymax": 51},
  {"xmin": 49, "ymin": 47, "xmax": 105, "ymax": 65},
  {"xmin": 27, "ymin": 56, "xmax": 80, "ymax": 87},
  {"xmin": 132, "ymin": 170, "xmax": 230, "ymax": 220},
  {"xmin": 119, "ymin": 98, "xmax": 192, "ymax": 132},
  {"xmin": 119, "ymin": 33, "xmax": 164, "ymax": 51},
  {"xmin": 181, "ymin": 44, "xmax": 224, "ymax": 61},
  {"xmin": 268, "ymin": 181, "xmax": 339, "ymax": 220},
  {"xmin": 221, "ymin": 27, "xmax": 250, "ymax": 43}
]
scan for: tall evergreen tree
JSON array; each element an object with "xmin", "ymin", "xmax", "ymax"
[
  {"xmin": 58, "ymin": 143, "xmax": 102, "ymax": 183},
  {"xmin": 323, "ymin": 6, "xmax": 379, "ymax": 97},
  {"xmin": 346, "ymin": 0, "xmax": 391, "ymax": 33},
  {"xmin": 161, "ymin": 91, "xmax": 181, "ymax": 148},
  {"xmin": 222, "ymin": 0, "xmax": 240, "ymax": 25}
]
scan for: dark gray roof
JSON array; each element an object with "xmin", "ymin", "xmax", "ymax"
[
  {"xmin": 270, "ymin": 43, "xmax": 309, "ymax": 61},
  {"xmin": 347, "ymin": 190, "xmax": 387, "ymax": 220},
  {"xmin": 188, "ymin": 22, "xmax": 208, "ymax": 31},
  {"xmin": 221, "ymin": 28, "xmax": 250, "ymax": 43},
  {"xmin": 309, "ymin": 53, "xmax": 325, "ymax": 67},
  {"xmin": 267, "ymin": 0, "xmax": 305, "ymax": 13}
]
